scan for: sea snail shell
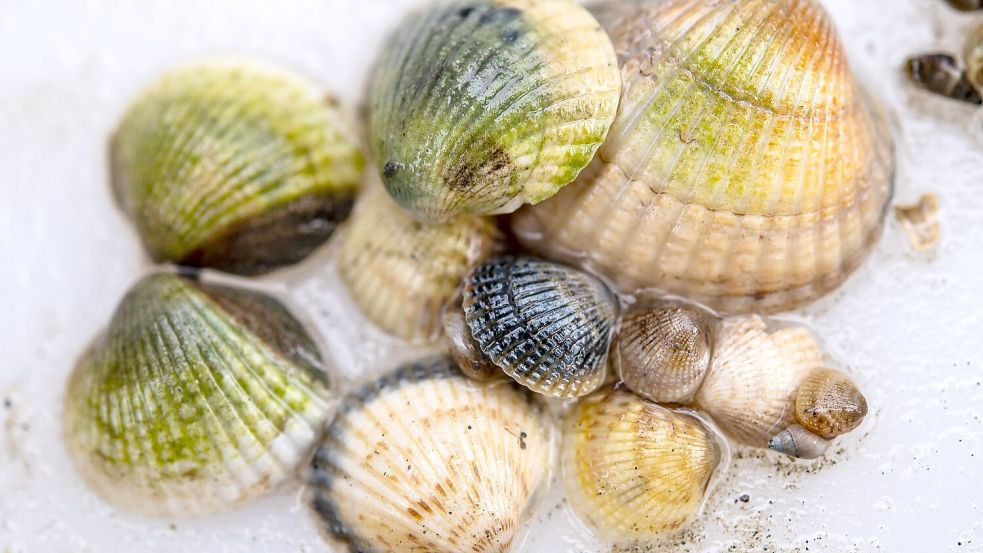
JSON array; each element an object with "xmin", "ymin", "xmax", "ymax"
[
  {"xmin": 63, "ymin": 273, "xmax": 332, "ymax": 516},
  {"xmin": 453, "ymin": 255, "xmax": 619, "ymax": 397},
  {"xmin": 111, "ymin": 60, "xmax": 364, "ymax": 275},
  {"xmin": 337, "ymin": 183, "xmax": 503, "ymax": 345},
  {"xmin": 367, "ymin": 0, "xmax": 621, "ymax": 222},
  {"xmin": 307, "ymin": 355, "xmax": 553, "ymax": 553},
  {"xmin": 514, "ymin": 0, "xmax": 895, "ymax": 314},
  {"xmin": 794, "ymin": 368, "xmax": 867, "ymax": 439},
  {"xmin": 767, "ymin": 424, "xmax": 830, "ymax": 460},
  {"xmin": 563, "ymin": 386, "xmax": 721, "ymax": 540}
]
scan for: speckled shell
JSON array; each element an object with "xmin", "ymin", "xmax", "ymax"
[
  {"xmin": 462, "ymin": 256, "xmax": 618, "ymax": 397},
  {"xmin": 111, "ymin": 60, "xmax": 364, "ymax": 275},
  {"xmin": 694, "ymin": 315, "xmax": 822, "ymax": 447},
  {"xmin": 337, "ymin": 184, "xmax": 502, "ymax": 344},
  {"xmin": 367, "ymin": 0, "xmax": 621, "ymax": 222},
  {"xmin": 613, "ymin": 302, "xmax": 713, "ymax": 403},
  {"xmin": 307, "ymin": 356, "xmax": 553, "ymax": 553},
  {"xmin": 514, "ymin": 0, "xmax": 895, "ymax": 314},
  {"xmin": 794, "ymin": 368, "xmax": 867, "ymax": 438},
  {"xmin": 563, "ymin": 386, "xmax": 721, "ymax": 539},
  {"xmin": 767, "ymin": 424, "xmax": 830, "ymax": 459},
  {"xmin": 63, "ymin": 273, "xmax": 332, "ymax": 516}
]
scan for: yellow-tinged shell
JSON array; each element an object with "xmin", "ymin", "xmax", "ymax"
[
  {"xmin": 337, "ymin": 184, "xmax": 502, "ymax": 344},
  {"xmin": 367, "ymin": 0, "xmax": 621, "ymax": 222},
  {"xmin": 307, "ymin": 356, "xmax": 553, "ymax": 553},
  {"xmin": 513, "ymin": 0, "xmax": 895, "ymax": 314},
  {"xmin": 613, "ymin": 302, "xmax": 713, "ymax": 404},
  {"xmin": 694, "ymin": 315, "xmax": 823, "ymax": 447},
  {"xmin": 111, "ymin": 60, "xmax": 364, "ymax": 275},
  {"xmin": 562, "ymin": 386, "xmax": 721, "ymax": 540},
  {"xmin": 63, "ymin": 273, "xmax": 332, "ymax": 516},
  {"xmin": 794, "ymin": 368, "xmax": 867, "ymax": 438}
]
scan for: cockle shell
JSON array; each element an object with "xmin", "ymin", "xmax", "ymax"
[
  {"xmin": 904, "ymin": 53, "xmax": 982, "ymax": 105},
  {"xmin": 307, "ymin": 356, "xmax": 553, "ymax": 553},
  {"xmin": 337, "ymin": 184, "xmax": 502, "ymax": 344},
  {"xmin": 111, "ymin": 60, "xmax": 364, "ymax": 275},
  {"xmin": 563, "ymin": 386, "xmax": 721, "ymax": 539},
  {"xmin": 767, "ymin": 424, "xmax": 830, "ymax": 460},
  {"xmin": 794, "ymin": 368, "xmax": 867, "ymax": 438},
  {"xmin": 367, "ymin": 0, "xmax": 621, "ymax": 222},
  {"xmin": 694, "ymin": 315, "xmax": 823, "ymax": 447},
  {"xmin": 63, "ymin": 273, "xmax": 332, "ymax": 516},
  {"xmin": 514, "ymin": 0, "xmax": 895, "ymax": 314},
  {"xmin": 462, "ymin": 256, "xmax": 618, "ymax": 397},
  {"xmin": 613, "ymin": 301, "xmax": 714, "ymax": 404}
]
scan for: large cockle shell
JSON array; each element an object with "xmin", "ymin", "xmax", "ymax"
[
  {"xmin": 367, "ymin": 0, "xmax": 621, "ymax": 222},
  {"xmin": 514, "ymin": 0, "xmax": 895, "ymax": 314},
  {"xmin": 695, "ymin": 315, "xmax": 823, "ymax": 447},
  {"xmin": 613, "ymin": 301, "xmax": 713, "ymax": 404},
  {"xmin": 307, "ymin": 356, "xmax": 553, "ymax": 553},
  {"xmin": 111, "ymin": 60, "xmax": 364, "ymax": 275},
  {"xmin": 337, "ymin": 184, "xmax": 502, "ymax": 344},
  {"xmin": 794, "ymin": 368, "xmax": 868, "ymax": 439},
  {"xmin": 563, "ymin": 386, "xmax": 721, "ymax": 539},
  {"xmin": 462, "ymin": 256, "xmax": 618, "ymax": 397},
  {"xmin": 63, "ymin": 273, "xmax": 332, "ymax": 516}
]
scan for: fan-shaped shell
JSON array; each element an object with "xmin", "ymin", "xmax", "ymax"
[
  {"xmin": 513, "ymin": 0, "xmax": 895, "ymax": 314},
  {"xmin": 63, "ymin": 273, "xmax": 332, "ymax": 516},
  {"xmin": 462, "ymin": 256, "xmax": 618, "ymax": 397},
  {"xmin": 367, "ymin": 0, "xmax": 621, "ymax": 222},
  {"xmin": 307, "ymin": 356, "xmax": 553, "ymax": 553},
  {"xmin": 767, "ymin": 424, "xmax": 830, "ymax": 459},
  {"xmin": 337, "ymin": 184, "xmax": 503, "ymax": 344},
  {"xmin": 562, "ymin": 386, "xmax": 721, "ymax": 539},
  {"xmin": 111, "ymin": 60, "xmax": 364, "ymax": 275},
  {"xmin": 694, "ymin": 315, "xmax": 822, "ymax": 447},
  {"xmin": 613, "ymin": 301, "xmax": 713, "ymax": 403},
  {"xmin": 794, "ymin": 368, "xmax": 867, "ymax": 438}
]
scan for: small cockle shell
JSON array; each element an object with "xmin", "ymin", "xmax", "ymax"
[
  {"xmin": 111, "ymin": 60, "xmax": 364, "ymax": 275},
  {"xmin": 695, "ymin": 315, "xmax": 823, "ymax": 447},
  {"xmin": 613, "ymin": 302, "xmax": 713, "ymax": 404},
  {"xmin": 904, "ymin": 53, "xmax": 982, "ymax": 105},
  {"xmin": 63, "ymin": 273, "xmax": 332, "ymax": 516},
  {"xmin": 367, "ymin": 0, "xmax": 621, "ymax": 222},
  {"xmin": 307, "ymin": 356, "xmax": 552, "ymax": 553},
  {"xmin": 894, "ymin": 193, "xmax": 941, "ymax": 251},
  {"xmin": 514, "ymin": 0, "xmax": 895, "ymax": 314},
  {"xmin": 461, "ymin": 255, "xmax": 618, "ymax": 397},
  {"xmin": 337, "ymin": 184, "xmax": 502, "ymax": 344},
  {"xmin": 794, "ymin": 368, "xmax": 868, "ymax": 439},
  {"xmin": 767, "ymin": 424, "xmax": 831, "ymax": 460},
  {"xmin": 563, "ymin": 386, "xmax": 721, "ymax": 539}
]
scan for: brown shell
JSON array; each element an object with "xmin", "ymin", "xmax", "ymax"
[{"xmin": 794, "ymin": 368, "xmax": 867, "ymax": 438}]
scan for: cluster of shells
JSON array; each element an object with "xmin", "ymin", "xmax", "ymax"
[{"xmin": 64, "ymin": 0, "xmax": 894, "ymax": 550}]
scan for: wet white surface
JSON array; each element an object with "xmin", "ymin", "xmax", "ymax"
[{"xmin": 1, "ymin": 0, "xmax": 982, "ymax": 551}]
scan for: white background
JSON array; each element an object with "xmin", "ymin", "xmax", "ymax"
[{"xmin": 1, "ymin": 0, "xmax": 982, "ymax": 551}]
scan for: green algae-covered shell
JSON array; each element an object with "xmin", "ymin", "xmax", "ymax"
[
  {"xmin": 368, "ymin": 0, "xmax": 621, "ymax": 222},
  {"xmin": 337, "ymin": 184, "xmax": 503, "ymax": 345},
  {"xmin": 111, "ymin": 60, "xmax": 364, "ymax": 275},
  {"xmin": 63, "ymin": 273, "xmax": 332, "ymax": 516}
]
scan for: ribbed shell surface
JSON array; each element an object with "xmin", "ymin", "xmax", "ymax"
[
  {"xmin": 63, "ymin": 273, "xmax": 332, "ymax": 516},
  {"xmin": 337, "ymin": 185, "xmax": 502, "ymax": 345},
  {"xmin": 462, "ymin": 256, "xmax": 618, "ymax": 397},
  {"xmin": 111, "ymin": 60, "xmax": 364, "ymax": 275},
  {"xmin": 694, "ymin": 315, "xmax": 823, "ymax": 446},
  {"xmin": 367, "ymin": 0, "xmax": 621, "ymax": 221},
  {"xmin": 794, "ymin": 368, "xmax": 867, "ymax": 438},
  {"xmin": 307, "ymin": 356, "xmax": 553, "ymax": 553},
  {"xmin": 562, "ymin": 386, "xmax": 721, "ymax": 539},
  {"xmin": 513, "ymin": 0, "xmax": 894, "ymax": 313}
]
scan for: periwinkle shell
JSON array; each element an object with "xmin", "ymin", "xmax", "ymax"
[
  {"xmin": 514, "ymin": 0, "xmax": 895, "ymax": 314},
  {"xmin": 767, "ymin": 424, "xmax": 831, "ymax": 460},
  {"xmin": 307, "ymin": 356, "xmax": 553, "ymax": 553},
  {"xmin": 367, "ymin": 0, "xmax": 621, "ymax": 222},
  {"xmin": 63, "ymin": 273, "xmax": 332, "ymax": 516},
  {"xmin": 462, "ymin": 256, "xmax": 618, "ymax": 397},
  {"xmin": 111, "ymin": 60, "xmax": 364, "ymax": 275},
  {"xmin": 563, "ymin": 386, "xmax": 721, "ymax": 539},
  {"xmin": 794, "ymin": 368, "xmax": 868, "ymax": 438}
]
